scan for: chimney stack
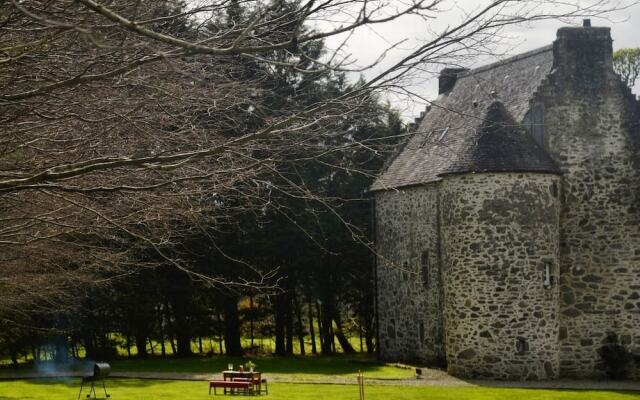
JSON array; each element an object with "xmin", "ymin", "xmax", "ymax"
[
  {"xmin": 552, "ymin": 23, "xmax": 613, "ymax": 87},
  {"xmin": 438, "ymin": 68, "xmax": 469, "ymax": 95}
]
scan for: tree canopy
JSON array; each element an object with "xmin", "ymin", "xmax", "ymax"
[{"xmin": 614, "ymin": 48, "xmax": 640, "ymax": 89}]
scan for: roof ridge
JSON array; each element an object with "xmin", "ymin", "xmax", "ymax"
[{"xmin": 458, "ymin": 44, "xmax": 553, "ymax": 78}]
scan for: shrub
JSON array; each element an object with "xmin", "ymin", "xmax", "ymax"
[{"xmin": 598, "ymin": 332, "xmax": 632, "ymax": 379}]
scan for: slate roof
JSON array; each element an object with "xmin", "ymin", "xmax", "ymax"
[{"xmin": 371, "ymin": 45, "xmax": 561, "ymax": 192}]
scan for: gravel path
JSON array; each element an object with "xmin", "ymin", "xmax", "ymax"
[{"xmin": 2, "ymin": 369, "xmax": 640, "ymax": 391}]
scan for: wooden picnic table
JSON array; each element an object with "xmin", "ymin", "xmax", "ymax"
[{"xmin": 222, "ymin": 370, "xmax": 264, "ymax": 394}]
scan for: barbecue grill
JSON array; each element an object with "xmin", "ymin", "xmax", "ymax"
[{"xmin": 77, "ymin": 362, "xmax": 111, "ymax": 399}]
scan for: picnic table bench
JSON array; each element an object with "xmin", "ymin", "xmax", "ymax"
[
  {"xmin": 209, "ymin": 370, "xmax": 267, "ymax": 396},
  {"xmin": 209, "ymin": 380, "xmax": 252, "ymax": 395}
]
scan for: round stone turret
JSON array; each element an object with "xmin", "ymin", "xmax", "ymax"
[
  {"xmin": 440, "ymin": 172, "xmax": 561, "ymax": 380},
  {"xmin": 437, "ymin": 101, "xmax": 562, "ymax": 380}
]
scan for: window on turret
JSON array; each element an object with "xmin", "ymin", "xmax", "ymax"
[
  {"xmin": 525, "ymin": 103, "xmax": 545, "ymax": 147},
  {"xmin": 421, "ymin": 251, "xmax": 429, "ymax": 287},
  {"xmin": 543, "ymin": 263, "xmax": 554, "ymax": 289},
  {"xmin": 516, "ymin": 337, "xmax": 529, "ymax": 355}
]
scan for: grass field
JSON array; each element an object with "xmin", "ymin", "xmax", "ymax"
[
  {"xmin": 2, "ymin": 356, "xmax": 639, "ymax": 399},
  {"xmin": 1, "ymin": 378, "xmax": 639, "ymax": 400}
]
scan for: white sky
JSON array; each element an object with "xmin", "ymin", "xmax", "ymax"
[{"xmin": 321, "ymin": 2, "xmax": 640, "ymax": 120}]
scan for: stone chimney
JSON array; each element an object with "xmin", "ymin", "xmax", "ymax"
[
  {"xmin": 438, "ymin": 68, "xmax": 468, "ymax": 95},
  {"xmin": 552, "ymin": 21, "xmax": 613, "ymax": 88}
]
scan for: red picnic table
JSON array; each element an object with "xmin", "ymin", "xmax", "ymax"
[{"xmin": 209, "ymin": 370, "xmax": 267, "ymax": 395}]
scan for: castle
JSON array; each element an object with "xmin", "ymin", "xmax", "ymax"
[{"xmin": 371, "ymin": 22, "xmax": 640, "ymax": 380}]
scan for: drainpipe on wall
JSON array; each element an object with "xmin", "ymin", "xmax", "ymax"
[
  {"xmin": 370, "ymin": 196, "xmax": 381, "ymax": 360},
  {"xmin": 436, "ymin": 188, "xmax": 446, "ymax": 367}
]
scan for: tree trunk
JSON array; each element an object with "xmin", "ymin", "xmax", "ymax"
[
  {"xmin": 359, "ymin": 323, "xmax": 364, "ymax": 353},
  {"xmin": 135, "ymin": 334, "xmax": 148, "ymax": 359},
  {"xmin": 307, "ymin": 298, "xmax": 317, "ymax": 355},
  {"xmin": 175, "ymin": 332, "xmax": 192, "ymax": 357},
  {"xmin": 70, "ymin": 339, "xmax": 78, "ymax": 359},
  {"xmin": 320, "ymin": 302, "xmax": 334, "ymax": 354},
  {"xmin": 158, "ymin": 305, "xmax": 166, "ymax": 356},
  {"xmin": 172, "ymin": 298, "xmax": 193, "ymax": 357},
  {"xmin": 164, "ymin": 301, "xmax": 177, "ymax": 355},
  {"xmin": 173, "ymin": 301, "xmax": 193, "ymax": 357},
  {"xmin": 217, "ymin": 313, "xmax": 225, "ymax": 355},
  {"xmin": 249, "ymin": 296, "xmax": 255, "ymax": 349},
  {"xmin": 83, "ymin": 334, "xmax": 95, "ymax": 360},
  {"xmin": 330, "ymin": 323, "xmax": 336, "ymax": 353},
  {"xmin": 274, "ymin": 294, "xmax": 287, "ymax": 356},
  {"xmin": 223, "ymin": 296, "xmax": 242, "ymax": 356},
  {"xmin": 365, "ymin": 311, "xmax": 375, "ymax": 354},
  {"xmin": 366, "ymin": 333, "xmax": 375, "ymax": 354},
  {"xmin": 316, "ymin": 301, "xmax": 327, "ymax": 354},
  {"xmin": 285, "ymin": 293, "xmax": 294, "ymax": 355},
  {"xmin": 294, "ymin": 293, "xmax": 305, "ymax": 355},
  {"xmin": 31, "ymin": 345, "xmax": 39, "ymax": 362},
  {"xmin": 333, "ymin": 308, "xmax": 356, "ymax": 354}
]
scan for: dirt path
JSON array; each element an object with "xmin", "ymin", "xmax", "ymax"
[{"xmin": 2, "ymin": 369, "xmax": 640, "ymax": 391}]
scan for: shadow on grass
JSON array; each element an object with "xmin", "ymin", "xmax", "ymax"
[
  {"xmin": 0, "ymin": 354, "xmax": 416, "ymax": 382},
  {"xmin": 110, "ymin": 354, "xmax": 401, "ymax": 376},
  {"xmin": 452, "ymin": 381, "xmax": 640, "ymax": 398},
  {"xmin": 17, "ymin": 377, "xmax": 162, "ymax": 388}
]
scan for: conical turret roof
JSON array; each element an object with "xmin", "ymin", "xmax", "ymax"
[{"xmin": 438, "ymin": 101, "xmax": 559, "ymax": 177}]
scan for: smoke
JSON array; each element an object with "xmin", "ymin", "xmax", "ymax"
[{"xmin": 35, "ymin": 358, "xmax": 95, "ymax": 384}]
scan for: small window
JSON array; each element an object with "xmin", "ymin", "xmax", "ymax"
[
  {"xmin": 419, "ymin": 322, "xmax": 425, "ymax": 344},
  {"xmin": 543, "ymin": 263, "xmax": 554, "ymax": 289},
  {"xmin": 528, "ymin": 104, "xmax": 545, "ymax": 147},
  {"xmin": 516, "ymin": 337, "xmax": 529, "ymax": 355},
  {"xmin": 421, "ymin": 251, "xmax": 429, "ymax": 287}
]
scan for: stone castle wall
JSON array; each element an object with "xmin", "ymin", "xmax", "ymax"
[
  {"xmin": 374, "ymin": 25, "xmax": 640, "ymax": 380},
  {"xmin": 375, "ymin": 185, "xmax": 445, "ymax": 364},
  {"xmin": 439, "ymin": 172, "xmax": 561, "ymax": 380},
  {"xmin": 532, "ymin": 27, "xmax": 640, "ymax": 378}
]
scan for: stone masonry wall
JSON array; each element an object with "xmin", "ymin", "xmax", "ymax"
[
  {"xmin": 532, "ymin": 27, "xmax": 640, "ymax": 377},
  {"xmin": 375, "ymin": 185, "xmax": 445, "ymax": 364},
  {"xmin": 440, "ymin": 172, "xmax": 561, "ymax": 380}
]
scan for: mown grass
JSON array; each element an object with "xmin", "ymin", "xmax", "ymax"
[{"xmin": 0, "ymin": 378, "xmax": 639, "ymax": 400}]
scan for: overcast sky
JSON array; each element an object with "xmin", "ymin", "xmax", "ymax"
[{"xmin": 321, "ymin": 2, "xmax": 640, "ymax": 120}]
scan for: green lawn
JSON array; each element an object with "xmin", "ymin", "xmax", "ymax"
[{"xmin": 0, "ymin": 378, "xmax": 638, "ymax": 400}]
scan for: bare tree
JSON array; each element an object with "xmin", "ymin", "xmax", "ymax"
[{"xmin": 0, "ymin": 0, "xmax": 632, "ymax": 324}]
